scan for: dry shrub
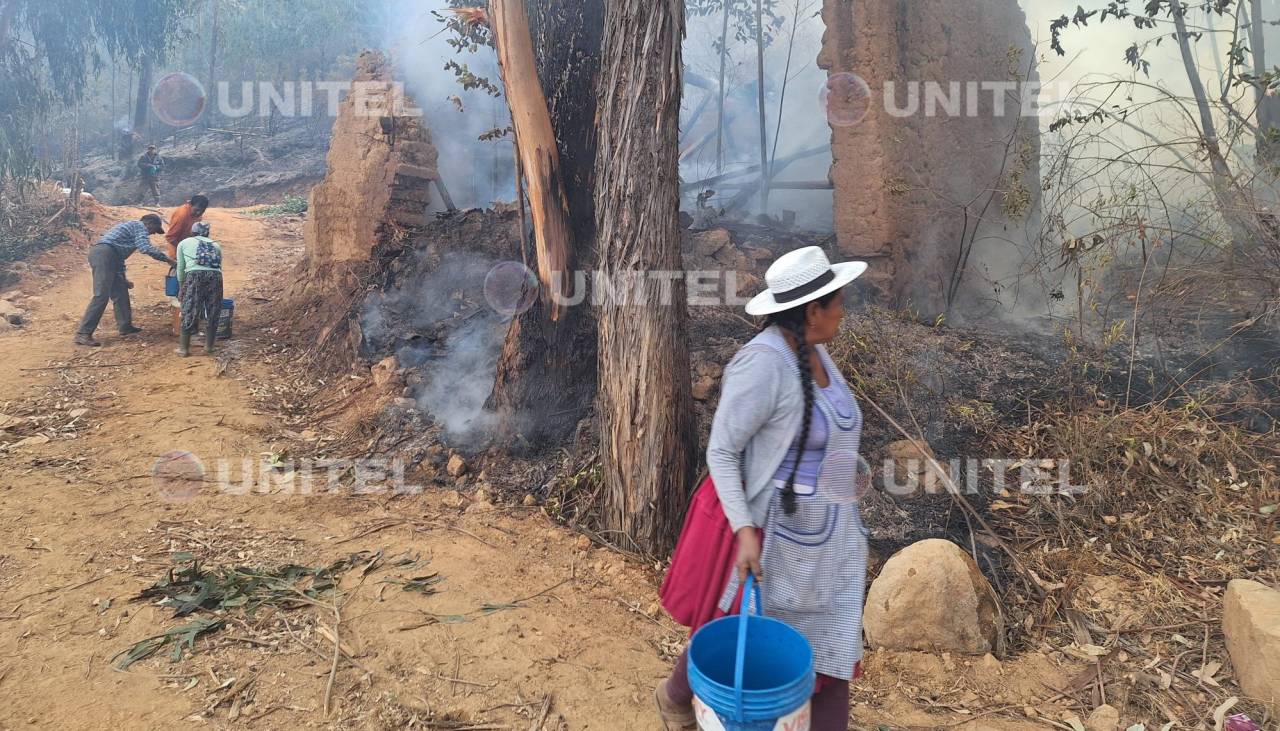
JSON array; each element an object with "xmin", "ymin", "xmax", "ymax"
[{"xmin": 986, "ymin": 397, "xmax": 1279, "ymax": 724}]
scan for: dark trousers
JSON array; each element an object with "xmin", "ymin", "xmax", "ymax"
[
  {"xmin": 139, "ymin": 177, "xmax": 160, "ymax": 205},
  {"xmin": 76, "ymin": 245, "xmax": 132, "ymax": 336},
  {"xmin": 666, "ymin": 648, "xmax": 851, "ymax": 730}
]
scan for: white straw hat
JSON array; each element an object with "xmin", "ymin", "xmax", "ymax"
[{"xmin": 745, "ymin": 246, "xmax": 868, "ymax": 316}]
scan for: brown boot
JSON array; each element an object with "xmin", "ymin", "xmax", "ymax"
[{"xmin": 654, "ymin": 680, "xmax": 697, "ymax": 730}]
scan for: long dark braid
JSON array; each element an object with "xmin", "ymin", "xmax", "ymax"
[{"xmin": 765, "ymin": 293, "xmax": 836, "ymax": 515}]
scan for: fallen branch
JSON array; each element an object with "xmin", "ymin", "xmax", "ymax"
[{"xmin": 322, "ymin": 594, "xmax": 341, "ymax": 717}]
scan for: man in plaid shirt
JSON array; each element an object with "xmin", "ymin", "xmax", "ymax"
[{"xmin": 74, "ymin": 214, "xmax": 175, "ymax": 347}]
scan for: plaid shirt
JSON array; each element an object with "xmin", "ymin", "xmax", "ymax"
[{"xmin": 96, "ymin": 221, "xmax": 170, "ymax": 264}]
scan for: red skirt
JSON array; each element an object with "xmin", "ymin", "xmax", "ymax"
[{"xmin": 660, "ymin": 475, "xmax": 862, "ymax": 687}]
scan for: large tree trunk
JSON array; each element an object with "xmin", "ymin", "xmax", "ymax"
[
  {"xmin": 486, "ymin": 0, "xmax": 604, "ymax": 448},
  {"xmin": 134, "ymin": 53, "xmax": 154, "ymax": 135},
  {"xmin": 595, "ymin": 0, "xmax": 698, "ymax": 555}
]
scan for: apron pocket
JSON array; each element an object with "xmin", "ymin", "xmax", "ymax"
[{"xmin": 762, "ymin": 504, "xmax": 840, "ymax": 613}]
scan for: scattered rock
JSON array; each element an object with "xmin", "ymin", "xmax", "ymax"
[
  {"xmin": 425, "ymin": 444, "xmax": 445, "ymax": 464},
  {"xmin": 68, "ymin": 408, "xmax": 89, "ymax": 420},
  {"xmin": 371, "ymin": 356, "xmax": 400, "ymax": 389},
  {"xmin": 733, "ymin": 272, "xmax": 763, "ymax": 298},
  {"xmin": 692, "ymin": 360, "xmax": 723, "ymax": 380},
  {"xmin": 446, "ymin": 454, "xmax": 468, "ymax": 478},
  {"xmin": 12, "ymin": 434, "xmax": 51, "ymax": 449},
  {"xmin": 0, "ymin": 300, "xmax": 22, "ymax": 319},
  {"xmin": 521, "ymin": 494, "xmax": 537, "ymax": 507},
  {"xmin": 741, "ymin": 246, "xmax": 774, "ymax": 261},
  {"xmin": 1223, "ymin": 579, "xmax": 1280, "ymax": 714},
  {"xmin": 574, "ymin": 534, "xmax": 592, "ymax": 551},
  {"xmin": 691, "ymin": 376, "xmax": 717, "ymax": 402},
  {"xmin": 393, "ymin": 397, "xmax": 418, "ymax": 411},
  {"xmin": 864, "ymin": 538, "xmax": 1003, "ymax": 654},
  {"xmin": 690, "ymin": 228, "xmax": 731, "ymax": 258},
  {"xmin": 975, "ymin": 653, "xmax": 1002, "ymax": 674},
  {"xmin": 0, "ymin": 319, "xmax": 14, "ymax": 333},
  {"xmin": 466, "ymin": 499, "xmax": 495, "ymax": 514},
  {"xmin": 299, "ymin": 429, "xmax": 319, "ymax": 441},
  {"xmin": 882, "ymin": 438, "xmax": 943, "ymax": 491},
  {"xmin": 4, "ymin": 313, "xmax": 23, "ymax": 326},
  {"xmin": 1085, "ymin": 704, "xmax": 1120, "ymax": 731},
  {"xmin": 440, "ymin": 491, "xmax": 468, "ymax": 510}
]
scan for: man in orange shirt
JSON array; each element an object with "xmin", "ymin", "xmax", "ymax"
[{"xmin": 165, "ymin": 195, "xmax": 210, "ymax": 258}]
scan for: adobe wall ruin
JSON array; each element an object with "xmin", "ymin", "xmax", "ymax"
[
  {"xmin": 820, "ymin": 0, "xmax": 1041, "ymax": 318},
  {"xmin": 303, "ymin": 50, "xmax": 440, "ymax": 270}
]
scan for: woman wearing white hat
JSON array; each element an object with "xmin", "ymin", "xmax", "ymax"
[{"xmin": 656, "ymin": 247, "xmax": 870, "ymax": 730}]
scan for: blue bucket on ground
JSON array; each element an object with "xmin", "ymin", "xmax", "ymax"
[
  {"xmin": 687, "ymin": 574, "xmax": 814, "ymax": 730},
  {"xmin": 164, "ymin": 268, "xmax": 179, "ymax": 297},
  {"xmin": 216, "ymin": 299, "xmax": 234, "ymax": 340}
]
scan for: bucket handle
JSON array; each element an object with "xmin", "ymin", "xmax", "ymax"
[{"xmin": 733, "ymin": 572, "xmax": 763, "ymax": 722}]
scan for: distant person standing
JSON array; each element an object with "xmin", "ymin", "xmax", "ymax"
[
  {"xmin": 74, "ymin": 214, "xmax": 176, "ymax": 347},
  {"xmin": 174, "ymin": 221, "xmax": 224, "ymax": 357},
  {"xmin": 137, "ymin": 145, "xmax": 165, "ymax": 205},
  {"xmin": 165, "ymin": 194, "xmax": 209, "ymax": 258}
]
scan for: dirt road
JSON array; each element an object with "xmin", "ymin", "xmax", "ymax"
[
  {"xmin": 0, "ymin": 205, "xmax": 1062, "ymax": 731},
  {"xmin": 0, "ymin": 207, "xmax": 678, "ymax": 729}
]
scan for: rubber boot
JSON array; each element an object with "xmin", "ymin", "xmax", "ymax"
[
  {"xmin": 176, "ymin": 330, "xmax": 191, "ymax": 357},
  {"xmin": 204, "ymin": 319, "xmax": 217, "ymax": 355}
]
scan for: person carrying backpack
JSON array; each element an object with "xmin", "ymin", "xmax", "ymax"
[{"xmin": 174, "ymin": 221, "xmax": 224, "ymax": 357}]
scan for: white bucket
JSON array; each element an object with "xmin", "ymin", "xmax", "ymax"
[{"xmin": 693, "ymin": 696, "xmax": 811, "ymax": 731}]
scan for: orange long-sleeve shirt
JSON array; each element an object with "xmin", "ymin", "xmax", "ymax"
[{"xmin": 165, "ymin": 203, "xmax": 203, "ymax": 257}]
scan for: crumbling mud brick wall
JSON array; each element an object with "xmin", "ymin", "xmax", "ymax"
[
  {"xmin": 303, "ymin": 50, "xmax": 440, "ymax": 270},
  {"xmin": 820, "ymin": 0, "xmax": 1042, "ymax": 319}
]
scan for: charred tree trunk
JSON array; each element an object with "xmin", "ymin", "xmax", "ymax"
[
  {"xmin": 595, "ymin": 0, "xmax": 698, "ymax": 555},
  {"xmin": 486, "ymin": 0, "xmax": 605, "ymax": 448},
  {"xmin": 134, "ymin": 53, "xmax": 154, "ymax": 136}
]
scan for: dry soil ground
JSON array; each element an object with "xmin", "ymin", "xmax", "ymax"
[{"xmin": 0, "ymin": 206, "xmax": 1065, "ymax": 730}]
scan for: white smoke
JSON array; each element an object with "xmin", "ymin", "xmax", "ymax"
[
  {"xmin": 380, "ymin": 0, "xmax": 516, "ymax": 210},
  {"xmin": 359, "ymin": 250, "xmax": 505, "ymax": 442}
]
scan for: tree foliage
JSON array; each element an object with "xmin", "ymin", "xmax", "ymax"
[{"xmin": 0, "ymin": 0, "xmax": 191, "ymax": 192}]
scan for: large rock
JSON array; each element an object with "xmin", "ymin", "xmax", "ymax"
[
  {"xmin": 1223, "ymin": 579, "xmax": 1280, "ymax": 714},
  {"xmin": 864, "ymin": 538, "xmax": 1002, "ymax": 654},
  {"xmin": 689, "ymin": 228, "xmax": 731, "ymax": 259}
]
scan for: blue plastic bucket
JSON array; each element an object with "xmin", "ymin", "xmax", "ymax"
[
  {"xmin": 687, "ymin": 575, "xmax": 815, "ymax": 730},
  {"xmin": 216, "ymin": 299, "xmax": 233, "ymax": 340},
  {"xmin": 165, "ymin": 269, "xmax": 179, "ymax": 297}
]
